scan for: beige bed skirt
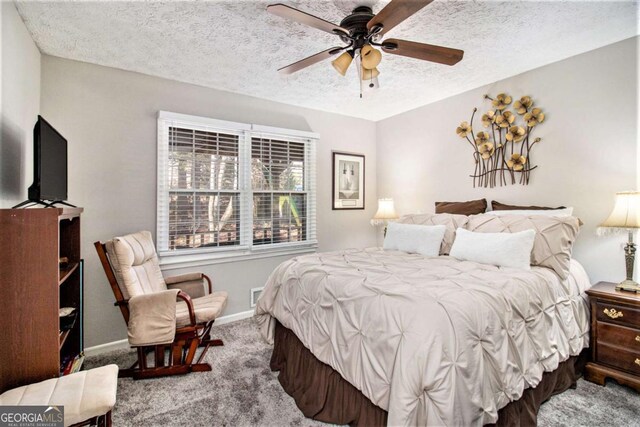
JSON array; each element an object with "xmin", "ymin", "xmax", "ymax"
[{"xmin": 270, "ymin": 321, "xmax": 588, "ymax": 427}]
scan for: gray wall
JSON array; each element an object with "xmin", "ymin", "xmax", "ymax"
[
  {"xmin": 40, "ymin": 55, "xmax": 378, "ymax": 347},
  {"xmin": 376, "ymin": 37, "xmax": 639, "ymax": 284},
  {"xmin": 0, "ymin": 1, "xmax": 41, "ymax": 207},
  {"xmin": 6, "ymin": 6, "xmax": 638, "ymax": 348}
]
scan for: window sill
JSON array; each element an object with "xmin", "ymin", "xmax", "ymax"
[{"xmin": 159, "ymin": 242, "xmax": 318, "ymax": 270}]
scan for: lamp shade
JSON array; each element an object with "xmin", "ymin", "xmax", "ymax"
[
  {"xmin": 373, "ymin": 198, "xmax": 398, "ymax": 221},
  {"xmin": 600, "ymin": 191, "xmax": 640, "ymax": 228},
  {"xmin": 361, "ymin": 66, "xmax": 380, "ymax": 81},
  {"xmin": 332, "ymin": 51, "xmax": 353, "ymax": 76},
  {"xmin": 361, "ymin": 44, "xmax": 382, "ymax": 70}
]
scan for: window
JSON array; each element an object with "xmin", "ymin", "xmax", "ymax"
[
  {"xmin": 157, "ymin": 112, "xmax": 317, "ymax": 259},
  {"xmin": 251, "ymin": 136, "xmax": 307, "ymax": 246},
  {"xmin": 166, "ymin": 127, "xmax": 240, "ymax": 250}
]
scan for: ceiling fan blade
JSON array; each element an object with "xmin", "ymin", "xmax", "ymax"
[
  {"xmin": 382, "ymin": 38, "xmax": 464, "ymax": 65},
  {"xmin": 278, "ymin": 47, "xmax": 344, "ymax": 75},
  {"xmin": 267, "ymin": 4, "xmax": 349, "ymax": 36},
  {"xmin": 367, "ymin": 0, "xmax": 434, "ymax": 36}
]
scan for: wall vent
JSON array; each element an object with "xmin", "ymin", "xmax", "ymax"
[{"xmin": 251, "ymin": 287, "xmax": 264, "ymax": 308}]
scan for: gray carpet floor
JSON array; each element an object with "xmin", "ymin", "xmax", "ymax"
[{"xmin": 86, "ymin": 318, "xmax": 639, "ymax": 426}]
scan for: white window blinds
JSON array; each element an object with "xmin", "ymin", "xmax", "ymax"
[
  {"xmin": 157, "ymin": 112, "xmax": 317, "ymax": 257},
  {"xmin": 251, "ymin": 134, "xmax": 316, "ymax": 246}
]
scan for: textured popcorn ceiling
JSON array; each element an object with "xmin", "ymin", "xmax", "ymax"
[{"xmin": 15, "ymin": 0, "xmax": 640, "ymax": 121}]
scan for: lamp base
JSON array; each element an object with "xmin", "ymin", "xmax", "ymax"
[{"xmin": 615, "ymin": 279, "xmax": 640, "ymax": 293}]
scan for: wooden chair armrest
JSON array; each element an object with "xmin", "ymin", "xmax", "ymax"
[
  {"xmin": 176, "ymin": 290, "xmax": 196, "ymax": 326},
  {"xmin": 203, "ymin": 274, "xmax": 213, "ymax": 294},
  {"xmin": 114, "ymin": 299, "xmax": 129, "ymax": 307}
]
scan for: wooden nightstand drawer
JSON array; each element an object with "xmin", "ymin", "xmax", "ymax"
[
  {"xmin": 597, "ymin": 341, "xmax": 640, "ymax": 375},
  {"xmin": 586, "ymin": 282, "xmax": 640, "ymax": 391},
  {"xmin": 597, "ymin": 322, "xmax": 640, "ymax": 350},
  {"xmin": 595, "ymin": 301, "xmax": 640, "ymax": 328}
]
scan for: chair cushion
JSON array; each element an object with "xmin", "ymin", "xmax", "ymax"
[
  {"xmin": 128, "ymin": 290, "xmax": 179, "ymax": 346},
  {"xmin": 165, "ymin": 273, "xmax": 206, "ymax": 299},
  {"xmin": 176, "ymin": 291, "xmax": 228, "ymax": 327},
  {"xmin": 0, "ymin": 365, "xmax": 118, "ymax": 427},
  {"xmin": 105, "ymin": 231, "xmax": 167, "ymax": 298},
  {"xmin": 165, "ymin": 272, "xmax": 203, "ymax": 285}
]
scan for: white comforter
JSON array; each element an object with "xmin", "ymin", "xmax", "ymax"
[{"xmin": 255, "ymin": 248, "xmax": 591, "ymax": 426}]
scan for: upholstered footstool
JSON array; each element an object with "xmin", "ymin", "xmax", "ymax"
[{"xmin": 0, "ymin": 364, "xmax": 118, "ymax": 427}]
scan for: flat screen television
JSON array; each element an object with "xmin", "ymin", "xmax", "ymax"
[{"xmin": 28, "ymin": 115, "xmax": 68, "ymax": 203}]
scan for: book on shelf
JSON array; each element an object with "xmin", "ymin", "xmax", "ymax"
[
  {"xmin": 60, "ymin": 352, "xmax": 84, "ymax": 375},
  {"xmin": 60, "ymin": 355, "xmax": 73, "ymax": 375},
  {"xmin": 70, "ymin": 353, "xmax": 85, "ymax": 374}
]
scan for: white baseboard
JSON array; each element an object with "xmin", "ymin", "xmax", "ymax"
[
  {"xmin": 84, "ymin": 339, "xmax": 129, "ymax": 357},
  {"xmin": 213, "ymin": 309, "xmax": 254, "ymax": 325},
  {"xmin": 84, "ymin": 309, "xmax": 255, "ymax": 357}
]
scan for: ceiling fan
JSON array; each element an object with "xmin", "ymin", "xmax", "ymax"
[{"xmin": 266, "ymin": 0, "xmax": 464, "ymax": 95}]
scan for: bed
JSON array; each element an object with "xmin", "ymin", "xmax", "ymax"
[{"xmin": 255, "ymin": 216, "xmax": 590, "ymax": 426}]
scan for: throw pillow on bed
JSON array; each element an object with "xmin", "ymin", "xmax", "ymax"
[
  {"xmin": 486, "ymin": 207, "xmax": 574, "ymax": 217},
  {"xmin": 465, "ymin": 214, "xmax": 581, "ymax": 279},
  {"xmin": 396, "ymin": 213, "xmax": 469, "ymax": 255},
  {"xmin": 491, "ymin": 200, "xmax": 566, "ymax": 211},
  {"xmin": 449, "ymin": 228, "xmax": 536, "ymax": 270},
  {"xmin": 435, "ymin": 198, "xmax": 487, "ymax": 215},
  {"xmin": 383, "ymin": 223, "xmax": 446, "ymax": 257}
]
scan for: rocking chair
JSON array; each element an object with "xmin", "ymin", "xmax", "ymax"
[{"xmin": 94, "ymin": 231, "xmax": 228, "ymax": 379}]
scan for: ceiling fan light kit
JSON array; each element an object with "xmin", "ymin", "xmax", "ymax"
[
  {"xmin": 332, "ymin": 50, "xmax": 354, "ymax": 76},
  {"xmin": 361, "ymin": 44, "xmax": 382, "ymax": 70},
  {"xmin": 355, "ymin": 55, "xmax": 379, "ymax": 92},
  {"xmin": 361, "ymin": 66, "xmax": 380, "ymax": 81},
  {"xmin": 267, "ymin": 0, "xmax": 464, "ymax": 97}
]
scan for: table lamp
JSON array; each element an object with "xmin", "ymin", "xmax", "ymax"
[
  {"xmin": 600, "ymin": 191, "xmax": 640, "ymax": 292},
  {"xmin": 371, "ymin": 198, "xmax": 398, "ymax": 236}
]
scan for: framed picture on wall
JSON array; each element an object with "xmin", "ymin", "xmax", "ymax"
[{"xmin": 332, "ymin": 152, "xmax": 365, "ymax": 210}]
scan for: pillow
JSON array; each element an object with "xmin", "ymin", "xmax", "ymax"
[
  {"xmin": 397, "ymin": 213, "xmax": 469, "ymax": 255},
  {"xmin": 486, "ymin": 207, "xmax": 574, "ymax": 217},
  {"xmin": 449, "ymin": 228, "xmax": 536, "ymax": 270},
  {"xmin": 383, "ymin": 223, "xmax": 446, "ymax": 257},
  {"xmin": 465, "ymin": 214, "xmax": 581, "ymax": 279},
  {"xmin": 435, "ymin": 198, "xmax": 487, "ymax": 215},
  {"xmin": 491, "ymin": 200, "xmax": 566, "ymax": 211}
]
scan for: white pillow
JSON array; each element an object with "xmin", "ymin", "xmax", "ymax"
[
  {"xmin": 449, "ymin": 228, "xmax": 536, "ymax": 270},
  {"xmin": 486, "ymin": 207, "xmax": 573, "ymax": 217},
  {"xmin": 383, "ymin": 223, "xmax": 446, "ymax": 257}
]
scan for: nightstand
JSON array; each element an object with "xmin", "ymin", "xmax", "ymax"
[{"xmin": 585, "ymin": 282, "xmax": 640, "ymax": 391}]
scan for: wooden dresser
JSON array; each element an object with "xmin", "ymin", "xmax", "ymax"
[{"xmin": 585, "ymin": 281, "xmax": 640, "ymax": 391}]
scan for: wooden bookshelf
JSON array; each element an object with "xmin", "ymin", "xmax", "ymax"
[
  {"xmin": 59, "ymin": 329, "xmax": 71, "ymax": 349},
  {"xmin": 59, "ymin": 262, "xmax": 79, "ymax": 286},
  {"xmin": 0, "ymin": 207, "xmax": 84, "ymax": 393}
]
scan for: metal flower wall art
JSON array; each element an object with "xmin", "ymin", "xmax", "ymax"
[{"xmin": 456, "ymin": 93, "xmax": 546, "ymax": 188}]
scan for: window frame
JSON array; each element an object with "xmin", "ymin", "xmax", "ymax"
[{"xmin": 157, "ymin": 111, "xmax": 318, "ymax": 266}]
